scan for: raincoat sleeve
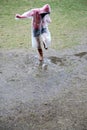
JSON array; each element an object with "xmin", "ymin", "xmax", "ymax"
[
  {"xmin": 15, "ymin": 10, "xmax": 34, "ymax": 19},
  {"xmin": 40, "ymin": 14, "xmax": 51, "ymax": 48},
  {"xmin": 45, "ymin": 14, "xmax": 51, "ymax": 24}
]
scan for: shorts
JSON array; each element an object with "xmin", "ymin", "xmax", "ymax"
[{"xmin": 33, "ymin": 28, "xmax": 47, "ymax": 37}]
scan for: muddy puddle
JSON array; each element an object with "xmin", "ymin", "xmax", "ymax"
[{"xmin": 0, "ymin": 47, "xmax": 87, "ymax": 130}]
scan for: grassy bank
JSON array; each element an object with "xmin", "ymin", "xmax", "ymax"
[{"xmin": 0, "ymin": 0, "xmax": 87, "ymax": 49}]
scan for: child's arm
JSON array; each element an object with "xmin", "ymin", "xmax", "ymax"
[{"xmin": 15, "ymin": 10, "xmax": 34, "ymax": 19}]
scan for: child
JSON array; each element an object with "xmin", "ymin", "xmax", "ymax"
[{"xmin": 15, "ymin": 4, "xmax": 51, "ymax": 61}]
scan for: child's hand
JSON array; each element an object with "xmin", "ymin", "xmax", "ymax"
[{"xmin": 15, "ymin": 14, "xmax": 21, "ymax": 19}]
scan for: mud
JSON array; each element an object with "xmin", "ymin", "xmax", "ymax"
[
  {"xmin": 74, "ymin": 52, "xmax": 87, "ymax": 58},
  {"xmin": 0, "ymin": 44, "xmax": 87, "ymax": 130}
]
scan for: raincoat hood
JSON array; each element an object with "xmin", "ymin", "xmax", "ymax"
[{"xmin": 39, "ymin": 4, "xmax": 51, "ymax": 14}]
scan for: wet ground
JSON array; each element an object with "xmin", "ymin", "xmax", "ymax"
[{"xmin": 0, "ymin": 44, "xmax": 87, "ymax": 130}]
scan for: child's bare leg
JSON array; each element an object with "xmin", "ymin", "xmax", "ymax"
[
  {"xmin": 41, "ymin": 30, "xmax": 51, "ymax": 50},
  {"xmin": 38, "ymin": 48, "xmax": 43, "ymax": 61},
  {"xmin": 41, "ymin": 33, "xmax": 48, "ymax": 50},
  {"xmin": 36, "ymin": 37, "xmax": 43, "ymax": 61}
]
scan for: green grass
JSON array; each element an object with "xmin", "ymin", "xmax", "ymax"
[{"xmin": 0, "ymin": 0, "xmax": 87, "ymax": 49}]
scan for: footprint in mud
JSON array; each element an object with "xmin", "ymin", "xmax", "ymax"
[{"xmin": 74, "ymin": 52, "xmax": 87, "ymax": 58}]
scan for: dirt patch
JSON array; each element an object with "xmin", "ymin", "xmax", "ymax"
[{"xmin": 0, "ymin": 44, "xmax": 87, "ymax": 130}]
